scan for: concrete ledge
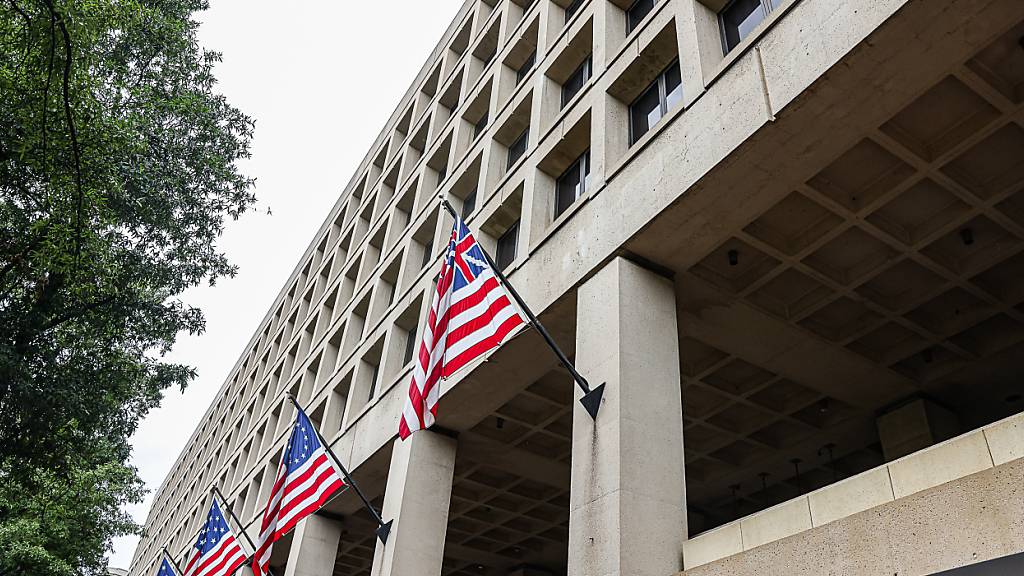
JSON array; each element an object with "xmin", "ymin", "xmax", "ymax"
[
  {"xmin": 680, "ymin": 450, "xmax": 1024, "ymax": 575},
  {"xmin": 681, "ymin": 523, "xmax": 743, "ymax": 570},
  {"xmin": 984, "ymin": 415, "xmax": 1024, "ymax": 466},
  {"xmin": 682, "ymin": 410, "xmax": 1023, "ymax": 571}
]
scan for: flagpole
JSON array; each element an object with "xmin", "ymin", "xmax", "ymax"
[
  {"xmin": 162, "ymin": 547, "xmax": 185, "ymax": 575},
  {"xmin": 208, "ymin": 485, "xmax": 280, "ymax": 573},
  {"xmin": 285, "ymin": 393, "xmax": 393, "ymax": 545},
  {"xmin": 211, "ymin": 486, "xmax": 258, "ymax": 554},
  {"xmin": 438, "ymin": 197, "xmax": 605, "ymax": 419}
]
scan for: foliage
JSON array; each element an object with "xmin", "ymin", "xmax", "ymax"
[{"xmin": 0, "ymin": 0, "xmax": 255, "ymax": 573}]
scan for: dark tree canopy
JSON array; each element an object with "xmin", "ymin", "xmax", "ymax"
[{"xmin": 0, "ymin": 1, "xmax": 255, "ymax": 574}]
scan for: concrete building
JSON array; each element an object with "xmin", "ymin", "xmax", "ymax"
[{"xmin": 129, "ymin": 0, "xmax": 1024, "ymax": 574}]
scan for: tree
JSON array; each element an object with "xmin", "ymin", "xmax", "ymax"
[{"xmin": 0, "ymin": 0, "xmax": 255, "ymax": 574}]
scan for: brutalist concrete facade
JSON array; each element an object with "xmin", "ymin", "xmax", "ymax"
[{"xmin": 130, "ymin": 0, "xmax": 1024, "ymax": 575}]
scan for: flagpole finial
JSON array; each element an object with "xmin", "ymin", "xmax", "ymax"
[{"xmin": 285, "ymin": 392, "xmax": 298, "ymax": 408}]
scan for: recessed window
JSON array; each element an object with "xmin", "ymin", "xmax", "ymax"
[
  {"xmin": 555, "ymin": 150, "xmax": 590, "ymax": 218},
  {"xmin": 495, "ymin": 221, "xmax": 520, "ymax": 271},
  {"xmin": 421, "ymin": 238, "xmax": 433, "ymax": 267},
  {"xmin": 628, "ymin": 60, "xmax": 683, "ymax": 145},
  {"xmin": 462, "ymin": 188, "xmax": 478, "ymax": 219},
  {"xmin": 437, "ymin": 163, "xmax": 448, "ymax": 184},
  {"xmin": 474, "ymin": 113, "xmax": 489, "ymax": 138},
  {"xmin": 564, "ymin": 0, "xmax": 585, "ymax": 22},
  {"xmin": 481, "ymin": 46, "xmax": 497, "ymax": 67},
  {"xmin": 561, "ymin": 56, "xmax": 593, "ymax": 108},
  {"xmin": 403, "ymin": 326, "xmax": 417, "ymax": 365},
  {"xmin": 516, "ymin": 50, "xmax": 536, "ymax": 84},
  {"xmin": 368, "ymin": 363, "xmax": 379, "ymax": 400},
  {"xmin": 720, "ymin": 0, "xmax": 786, "ymax": 53},
  {"xmin": 507, "ymin": 128, "xmax": 529, "ymax": 168},
  {"xmin": 626, "ymin": 0, "xmax": 656, "ymax": 33}
]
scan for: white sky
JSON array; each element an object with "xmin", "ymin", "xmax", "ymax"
[{"xmin": 107, "ymin": 0, "xmax": 463, "ymax": 569}]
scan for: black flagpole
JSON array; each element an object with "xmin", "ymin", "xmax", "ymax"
[
  {"xmin": 211, "ymin": 486, "xmax": 258, "ymax": 553},
  {"xmin": 285, "ymin": 393, "xmax": 393, "ymax": 545},
  {"xmin": 438, "ymin": 197, "xmax": 605, "ymax": 419},
  {"xmin": 162, "ymin": 546, "xmax": 185, "ymax": 576}
]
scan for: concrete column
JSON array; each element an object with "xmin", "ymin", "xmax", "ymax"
[
  {"xmin": 283, "ymin": 514, "xmax": 342, "ymax": 576},
  {"xmin": 370, "ymin": 432, "xmax": 457, "ymax": 576},
  {"xmin": 569, "ymin": 257, "xmax": 687, "ymax": 576}
]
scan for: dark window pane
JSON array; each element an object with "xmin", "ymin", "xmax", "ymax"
[
  {"xmin": 565, "ymin": 0, "xmax": 585, "ymax": 22},
  {"xmin": 517, "ymin": 50, "xmax": 536, "ymax": 83},
  {"xmin": 629, "ymin": 80, "xmax": 662, "ymax": 144},
  {"xmin": 495, "ymin": 221, "xmax": 520, "ymax": 271},
  {"xmin": 626, "ymin": 0, "xmax": 656, "ymax": 33},
  {"xmin": 507, "ymin": 128, "xmax": 529, "ymax": 168},
  {"xmin": 665, "ymin": 62, "xmax": 683, "ymax": 111},
  {"xmin": 421, "ymin": 239, "xmax": 433, "ymax": 267},
  {"xmin": 722, "ymin": 0, "xmax": 766, "ymax": 52},
  {"xmin": 474, "ymin": 113, "xmax": 489, "ymax": 138},
  {"xmin": 555, "ymin": 150, "xmax": 590, "ymax": 217},
  {"xmin": 561, "ymin": 56, "xmax": 592, "ymax": 108},
  {"xmin": 437, "ymin": 164, "xmax": 448, "ymax": 184},
  {"xmin": 403, "ymin": 326, "xmax": 417, "ymax": 365},
  {"xmin": 461, "ymin": 188, "xmax": 477, "ymax": 219},
  {"xmin": 481, "ymin": 46, "xmax": 496, "ymax": 66},
  {"xmin": 368, "ymin": 363, "xmax": 379, "ymax": 400}
]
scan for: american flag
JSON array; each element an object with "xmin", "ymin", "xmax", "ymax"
[
  {"xmin": 252, "ymin": 407, "xmax": 346, "ymax": 576},
  {"xmin": 181, "ymin": 499, "xmax": 246, "ymax": 576},
  {"xmin": 157, "ymin": 556, "xmax": 179, "ymax": 576},
  {"xmin": 399, "ymin": 215, "xmax": 527, "ymax": 439}
]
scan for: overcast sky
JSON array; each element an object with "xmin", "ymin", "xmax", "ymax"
[{"xmin": 107, "ymin": 0, "xmax": 463, "ymax": 569}]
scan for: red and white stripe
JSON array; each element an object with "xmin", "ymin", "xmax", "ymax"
[
  {"xmin": 251, "ymin": 440, "xmax": 344, "ymax": 575},
  {"xmin": 399, "ymin": 221, "xmax": 526, "ymax": 439},
  {"xmin": 182, "ymin": 534, "xmax": 245, "ymax": 576}
]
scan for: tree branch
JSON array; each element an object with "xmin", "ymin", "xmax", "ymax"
[
  {"xmin": 40, "ymin": 1, "xmax": 56, "ymax": 165},
  {"xmin": 5, "ymin": 0, "xmax": 32, "ymax": 69},
  {"xmin": 43, "ymin": 0, "xmax": 85, "ymax": 268},
  {"xmin": 40, "ymin": 294, "xmax": 118, "ymax": 333}
]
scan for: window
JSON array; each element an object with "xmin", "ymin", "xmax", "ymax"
[
  {"xmin": 403, "ymin": 326, "xmax": 417, "ymax": 365},
  {"xmin": 561, "ymin": 56, "xmax": 592, "ymax": 108},
  {"xmin": 474, "ymin": 113, "xmax": 489, "ymax": 138},
  {"xmin": 720, "ymin": 0, "xmax": 786, "ymax": 52},
  {"xmin": 555, "ymin": 150, "xmax": 590, "ymax": 217},
  {"xmin": 516, "ymin": 50, "xmax": 536, "ymax": 84},
  {"xmin": 385, "ymin": 281, "xmax": 396, "ymax": 306},
  {"xmin": 481, "ymin": 46, "xmax": 497, "ymax": 67},
  {"xmin": 437, "ymin": 164, "xmax": 448, "ymax": 184},
  {"xmin": 564, "ymin": 0, "xmax": 585, "ymax": 22},
  {"xmin": 629, "ymin": 60, "xmax": 683, "ymax": 145},
  {"xmin": 507, "ymin": 128, "xmax": 529, "ymax": 168},
  {"xmin": 421, "ymin": 238, "xmax": 433, "ymax": 267},
  {"xmin": 495, "ymin": 221, "xmax": 520, "ymax": 271},
  {"xmin": 626, "ymin": 0, "xmax": 656, "ymax": 33},
  {"xmin": 462, "ymin": 188, "xmax": 477, "ymax": 218},
  {"xmin": 367, "ymin": 363, "xmax": 379, "ymax": 401}
]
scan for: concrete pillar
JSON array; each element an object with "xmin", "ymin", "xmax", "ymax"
[
  {"xmin": 569, "ymin": 257, "xmax": 687, "ymax": 576},
  {"xmin": 370, "ymin": 432, "xmax": 457, "ymax": 576},
  {"xmin": 284, "ymin": 514, "xmax": 342, "ymax": 576},
  {"xmin": 877, "ymin": 398, "xmax": 959, "ymax": 461}
]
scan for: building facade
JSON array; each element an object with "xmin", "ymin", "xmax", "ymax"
[{"xmin": 129, "ymin": 0, "xmax": 1024, "ymax": 575}]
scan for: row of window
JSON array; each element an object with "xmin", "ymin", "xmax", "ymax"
[
  {"xmin": 491, "ymin": 56, "xmax": 681, "ymax": 271},
  {"xmin": 566, "ymin": 0, "xmax": 779, "ymax": 54}
]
